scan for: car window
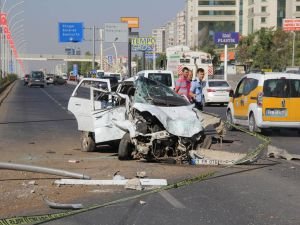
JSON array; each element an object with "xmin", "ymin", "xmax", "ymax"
[
  {"xmin": 208, "ymin": 81, "xmax": 229, "ymax": 87},
  {"xmin": 31, "ymin": 72, "xmax": 44, "ymax": 79},
  {"xmin": 75, "ymin": 80, "xmax": 109, "ymax": 99},
  {"xmin": 235, "ymin": 78, "xmax": 246, "ymax": 98},
  {"xmin": 147, "ymin": 73, "xmax": 172, "ymax": 87},
  {"xmin": 263, "ymin": 79, "xmax": 289, "ymax": 98},
  {"xmin": 290, "ymin": 80, "xmax": 300, "ymax": 97},
  {"xmin": 243, "ymin": 78, "xmax": 258, "ymax": 96}
]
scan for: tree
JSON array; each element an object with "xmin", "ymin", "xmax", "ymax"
[{"xmin": 236, "ymin": 28, "xmax": 293, "ymax": 71}]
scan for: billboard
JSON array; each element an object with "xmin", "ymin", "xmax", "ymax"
[
  {"xmin": 120, "ymin": 17, "xmax": 139, "ymax": 28},
  {"xmin": 214, "ymin": 32, "xmax": 239, "ymax": 44},
  {"xmin": 59, "ymin": 22, "xmax": 84, "ymax": 43},
  {"xmin": 283, "ymin": 19, "xmax": 300, "ymax": 31},
  {"xmin": 104, "ymin": 23, "xmax": 128, "ymax": 43},
  {"xmin": 131, "ymin": 37, "xmax": 156, "ymax": 52}
]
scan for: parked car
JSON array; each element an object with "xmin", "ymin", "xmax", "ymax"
[
  {"xmin": 68, "ymin": 77, "xmax": 225, "ymax": 161},
  {"xmin": 24, "ymin": 74, "xmax": 30, "ymax": 86},
  {"xmin": 28, "ymin": 71, "xmax": 45, "ymax": 88},
  {"xmin": 62, "ymin": 74, "xmax": 68, "ymax": 80},
  {"xmin": 227, "ymin": 72, "xmax": 300, "ymax": 133},
  {"xmin": 105, "ymin": 72, "xmax": 122, "ymax": 82},
  {"xmin": 202, "ymin": 80, "xmax": 232, "ymax": 106},
  {"xmin": 45, "ymin": 74, "xmax": 54, "ymax": 85},
  {"xmin": 53, "ymin": 75, "xmax": 67, "ymax": 85}
]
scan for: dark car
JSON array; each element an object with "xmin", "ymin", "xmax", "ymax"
[
  {"xmin": 53, "ymin": 75, "xmax": 67, "ymax": 85},
  {"xmin": 28, "ymin": 71, "xmax": 45, "ymax": 88},
  {"xmin": 24, "ymin": 74, "xmax": 30, "ymax": 86}
]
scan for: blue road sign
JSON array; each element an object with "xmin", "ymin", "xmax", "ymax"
[
  {"xmin": 107, "ymin": 55, "xmax": 113, "ymax": 65},
  {"xmin": 59, "ymin": 23, "xmax": 84, "ymax": 43},
  {"xmin": 214, "ymin": 32, "xmax": 239, "ymax": 44},
  {"xmin": 145, "ymin": 53, "xmax": 160, "ymax": 60},
  {"xmin": 73, "ymin": 64, "xmax": 78, "ymax": 76}
]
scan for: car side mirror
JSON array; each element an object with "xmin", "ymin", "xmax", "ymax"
[{"xmin": 229, "ymin": 90, "xmax": 234, "ymax": 98}]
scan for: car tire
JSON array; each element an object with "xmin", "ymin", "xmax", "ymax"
[
  {"xmin": 80, "ymin": 132, "xmax": 96, "ymax": 152},
  {"xmin": 226, "ymin": 110, "xmax": 235, "ymax": 131},
  {"xmin": 118, "ymin": 133, "xmax": 134, "ymax": 160},
  {"xmin": 249, "ymin": 113, "xmax": 257, "ymax": 133}
]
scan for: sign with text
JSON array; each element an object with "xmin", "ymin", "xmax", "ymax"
[
  {"xmin": 59, "ymin": 22, "xmax": 83, "ymax": 43},
  {"xmin": 283, "ymin": 19, "xmax": 300, "ymax": 31},
  {"xmin": 120, "ymin": 17, "xmax": 139, "ymax": 28},
  {"xmin": 107, "ymin": 55, "xmax": 113, "ymax": 65},
  {"xmin": 104, "ymin": 23, "xmax": 128, "ymax": 43},
  {"xmin": 131, "ymin": 37, "xmax": 156, "ymax": 52},
  {"xmin": 214, "ymin": 32, "xmax": 239, "ymax": 44}
]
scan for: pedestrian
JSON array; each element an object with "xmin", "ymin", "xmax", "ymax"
[
  {"xmin": 190, "ymin": 68, "xmax": 205, "ymax": 111},
  {"xmin": 175, "ymin": 67, "xmax": 191, "ymax": 100}
]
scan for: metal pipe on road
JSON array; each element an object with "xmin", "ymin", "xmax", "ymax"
[{"xmin": 0, "ymin": 162, "xmax": 91, "ymax": 180}]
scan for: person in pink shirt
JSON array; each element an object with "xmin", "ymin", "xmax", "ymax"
[{"xmin": 175, "ymin": 67, "xmax": 191, "ymax": 100}]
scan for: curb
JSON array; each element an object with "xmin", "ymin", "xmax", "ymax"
[{"xmin": 0, "ymin": 80, "xmax": 16, "ymax": 106}]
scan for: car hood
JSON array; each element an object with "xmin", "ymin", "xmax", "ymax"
[{"xmin": 133, "ymin": 103, "xmax": 203, "ymax": 138}]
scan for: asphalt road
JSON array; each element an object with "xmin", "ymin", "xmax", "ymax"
[{"xmin": 1, "ymin": 81, "xmax": 300, "ymax": 225}]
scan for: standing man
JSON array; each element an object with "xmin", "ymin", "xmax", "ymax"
[
  {"xmin": 175, "ymin": 67, "xmax": 191, "ymax": 100},
  {"xmin": 190, "ymin": 68, "xmax": 205, "ymax": 111}
]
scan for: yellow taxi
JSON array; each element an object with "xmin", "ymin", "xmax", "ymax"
[{"xmin": 226, "ymin": 73, "xmax": 300, "ymax": 133}]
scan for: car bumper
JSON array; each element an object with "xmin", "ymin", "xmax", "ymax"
[{"xmin": 206, "ymin": 93, "xmax": 230, "ymax": 103}]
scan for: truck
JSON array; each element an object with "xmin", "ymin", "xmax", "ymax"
[{"xmin": 166, "ymin": 45, "xmax": 213, "ymax": 80}]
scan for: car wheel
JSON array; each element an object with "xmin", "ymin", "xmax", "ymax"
[
  {"xmin": 118, "ymin": 133, "xmax": 134, "ymax": 160},
  {"xmin": 226, "ymin": 110, "xmax": 235, "ymax": 131},
  {"xmin": 80, "ymin": 132, "xmax": 96, "ymax": 152},
  {"xmin": 249, "ymin": 113, "xmax": 257, "ymax": 133}
]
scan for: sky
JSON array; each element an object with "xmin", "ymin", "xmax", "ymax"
[{"xmin": 2, "ymin": 0, "xmax": 186, "ymax": 72}]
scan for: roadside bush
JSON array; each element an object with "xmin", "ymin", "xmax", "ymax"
[{"xmin": 0, "ymin": 74, "xmax": 18, "ymax": 86}]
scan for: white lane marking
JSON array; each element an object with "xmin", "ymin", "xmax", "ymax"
[
  {"xmin": 40, "ymin": 88, "xmax": 68, "ymax": 112},
  {"xmin": 159, "ymin": 191, "xmax": 186, "ymax": 209}
]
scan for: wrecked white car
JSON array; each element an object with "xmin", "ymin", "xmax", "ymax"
[{"xmin": 68, "ymin": 77, "xmax": 223, "ymax": 162}]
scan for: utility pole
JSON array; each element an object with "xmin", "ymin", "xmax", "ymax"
[
  {"xmin": 92, "ymin": 25, "xmax": 96, "ymax": 70},
  {"xmin": 128, "ymin": 28, "xmax": 132, "ymax": 76},
  {"xmin": 99, "ymin": 29, "xmax": 103, "ymax": 70}
]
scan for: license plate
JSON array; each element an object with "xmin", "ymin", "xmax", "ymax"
[{"xmin": 265, "ymin": 109, "xmax": 287, "ymax": 117}]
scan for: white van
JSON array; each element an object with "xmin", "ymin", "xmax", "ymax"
[{"xmin": 136, "ymin": 70, "xmax": 175, "ymax": 89}]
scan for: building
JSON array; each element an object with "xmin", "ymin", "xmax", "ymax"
[
  {"xmin": 165, "ymin": 20, "xmax": 176, "ymax": 48},
  {"xmin": 185, "ymin": 0, "xmax": 240, "ymax": 49},
  {"xmin": 152, "ymin": 27, "xmax": 166, "ymax": 53},
  {"xmin": 175, "ymin": 10, "xmax": 186, "ymax": 45},
  {"xmin": 286, "ymin": 0, "xmax": 300, "ymax": 18}
]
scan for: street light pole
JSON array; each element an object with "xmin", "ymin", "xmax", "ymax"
[
  {"xmin": 292, "ymin": 31, "xmax": 296, "ymax": 67},
  {"xmin": 92, "ymin": 25, "xmax": 95, "ymax": 70},
  {"xmin": 99, "ymin": 28, "xmax": 103, "ymax": 70}
]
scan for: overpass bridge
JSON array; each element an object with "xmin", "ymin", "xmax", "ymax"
[{"xmin": 18, "ymin": 53, "xmax": 101, "ymax": 62}]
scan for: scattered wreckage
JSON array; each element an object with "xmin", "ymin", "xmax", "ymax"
[{"xmin": 68, "ymin": 76, "xmax": 250, "ymax": 164}]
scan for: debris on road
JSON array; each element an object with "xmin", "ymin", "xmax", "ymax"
[
  {"xmin": 0, "ymin": 162, "xmax": 91, "ymax": 180},
  {"xmin": 268, "ymin": 145, "xmax": 300, "ymax": 161},
  {"xmin": 54, "ymin": 178, "xmax": 168, "ymax": 187},
  {"xmin": 139, "ymin": 200, "xmax": 147, "ymax": 205},
  {"xmin": 136, "ymin": 171, "xmax": 147, "ymax": 178},
  {"xmin": 44, "ymin": 199, "xmax": 84, "ymax": 210},
  {"xmin": 28, "ymin": 181, "xmax": 37, "ymax": 186},
  {"xmin": 113, "ymin": 175, "xmax": 126, "ymax": 180},
  {"xmin": 190, "ymin": 149, "xmax": 248, "ymax": 165},
  {"xmin": 68, "ymin": 160, "xmax": 80, "ymax": 163},
  {"xmin": 125, "ymin": 178, "xmax": 143, "ymax": 191}
]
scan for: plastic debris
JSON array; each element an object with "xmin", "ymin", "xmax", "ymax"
[{"xmin": 125, "ymin": 178, "xmax": 143, "ymax": 191}]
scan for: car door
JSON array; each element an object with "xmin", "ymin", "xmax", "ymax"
[
  {"xmin": 233, "ymin": 78, "xmax": 247, "ymax": 119},
  {"xmin": 241, "ymin": 78, "xmax": 259, "ymax": 117},
  {"xmin": 289, "ymin": 77, "xmax": 300, "ymax": 121},
  {"xmin": 68, "ymin": 79, "xmax": 111, "ymax": 132}
]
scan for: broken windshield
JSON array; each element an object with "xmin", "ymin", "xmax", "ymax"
[{"xmin": 134, "ymin": 77, "xmax": 190, "ymax": 107}]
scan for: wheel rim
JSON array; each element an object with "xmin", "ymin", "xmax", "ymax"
[
  {"xmin": 249, "ymin": 115, "xmax": 255, "ymax": 132},
  {"xmin": 226, "ymin": 112, "xmax": 233, "ymax": 128}
]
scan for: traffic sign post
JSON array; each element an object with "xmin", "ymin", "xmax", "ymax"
[
  {"xmin": 59, "ymin": 22, "xmax": 84, "ymax": 43},
  {"xmin": 104, "ymin": 23, "xmax": 128, "ymax": 43},
  {"xmin": 107, "ymin": 55, "xmax": 113, "ymax": 65},
  {"xmin": 73, "ymin": 64, "xmax": 78, "ymax": 76},
  {"xmin": 214, "ymin": 32, "xmax": 239, "ymax": 81},
  {"xmin": 283, "ymin": 19, "xmax": 300, "ymax": 67}
]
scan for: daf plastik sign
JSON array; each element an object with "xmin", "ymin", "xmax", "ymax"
[{"xmin": 214, "ymin": 32, "xmax": 239, "ymax": 44}]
